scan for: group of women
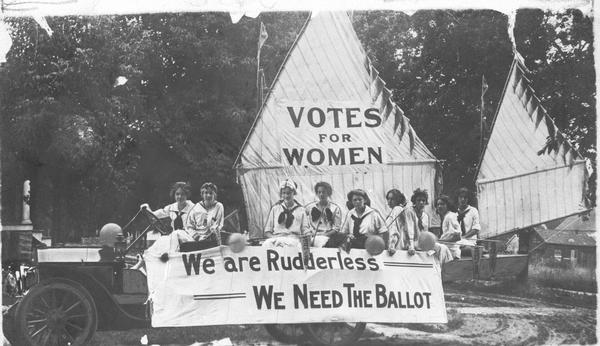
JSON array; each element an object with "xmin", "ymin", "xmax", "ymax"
[
  {"xmin": 142, "ymin": 181, "xmax": 225, "ymax": 248},
  {"xmin": 262, "ymin": 179, "xmax": 480, "ymax": 263},
  {"xmin": 144, "ymin": 179, "xmax": 481, "ymax": 263}
]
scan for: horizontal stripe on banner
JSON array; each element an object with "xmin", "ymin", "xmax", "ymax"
[
  {"xmin": 194, "ymin": 296, "xmax": 246, "ymax": 301},
  {"xmin": 193, "ymin": 293, "xmax": 246, "ymax": 298},
  {"xmin": 383, "ymin": 262, "xmax": 432, "ymax": 266},
  {"xmin": 383, "ymin": 264, "xmax": 433, "ymax": 268},
  {"xmin": 384, "ymin": 266, "xmax": 433, "ymax": 269},
  {"xmin": 384, "ymin": 263, "xmax": 433, "ymax": 266}
]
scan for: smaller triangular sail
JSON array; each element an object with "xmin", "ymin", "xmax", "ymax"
[{"xmin": 476, "ymin": 57, "xmax": 587, "ymax": 239}]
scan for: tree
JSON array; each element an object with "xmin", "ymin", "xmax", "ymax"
[
  {"xmin": 352, "ymin": 9, "xmax": 595, "ymax": 198},
  {"xmin": 0, "ymin": 13, "xmax": 308, "ymax": 241},
  {"xmin": 514, "ymin": 9, "xmax": 595, "ymax": 159}
]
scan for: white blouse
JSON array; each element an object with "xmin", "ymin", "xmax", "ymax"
[
  {"xmin": 304, "ymin": 201, "xmax": 343, "ymax": 235},
  {"xmin": 264, "ymin": 201, "xmax": 309, "ymax": 237},
  {"xmin": 341, "ymin": 206, "xmax": 388, "ymax": 236},
  {"xmin": 187, "ymin": 201, "xmax": 225, "ymax": 242},
  {"xmin": 457, "ymin": 205, "xmax": 481, "ymax": 242},
  {"xmin": 441, "ymin": 211, "xmax": 461, "ymax": 258},
  {"xmin": 151, "ymin": 200, "xmax": 195, "ymax": 231},
  {"xmin": 386, "ymin": 205, "xmax": 404, "ymax": 248},
  {"xmin": 398, "ymin": 207, "xmax": 430, "ymax": 250}
]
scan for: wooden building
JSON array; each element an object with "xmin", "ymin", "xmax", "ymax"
[{"xmin": 530, "ymin": 210, "xmax": 596, "ymax": 268}]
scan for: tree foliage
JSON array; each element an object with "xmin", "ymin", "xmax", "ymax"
[
  {"xmin": 0, "ymin": 10, "xmax": 594, "ymax": 241},
  {"xmin": 354, "ymin": 9, "xmax": 595, "ymax": 195},
  {"xmin": 0, "ymin": 13, "xmax": 307, "ymax": 241}
]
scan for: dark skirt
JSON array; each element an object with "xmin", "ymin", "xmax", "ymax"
[{"xmin": 324, "ymin": 233, "xmax": 367, "ymax": 250}]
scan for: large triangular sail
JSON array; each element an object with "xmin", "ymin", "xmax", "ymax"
[
  {"xmin": 476, "ymin": 56, "xmax": 588, "ymax": 239},
  {"xmin": 235, "ymin": 12, "xmax": 438, "ymax": 237}
]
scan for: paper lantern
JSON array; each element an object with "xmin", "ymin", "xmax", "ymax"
[
  {"xmin": 228, "ymin": 233, "xmax": 246, "ymax": 253},
  {"xmin": 365, "ymin": 235, "xmax": 385, "ymax": 256},
  {"xmin": 417, "ymin": 232, "xmax": 437, "ymax": 252}
]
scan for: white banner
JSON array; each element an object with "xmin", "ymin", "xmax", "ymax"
[
  {"xmin": 146, "ymin": 246, "xmax": 447, "ymax": 327},
  {"xmin": 278, "ymin": 102, "xmax": 386, "ymax": 166}
]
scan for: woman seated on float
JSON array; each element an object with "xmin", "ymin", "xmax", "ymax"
[
  {"xmin": 187, "ymin": 182, "xmax": 225, "ymax": 245},
  {"xmin": 398, "ymin": 188, "xmax": 453, "ymax": 264},
  {"xmin": 456, "ymin": 187, "xmax": 481, "ymax": 257},
  {"xmin": 263, "ymin": 179, "xmax": 309, "ymax": 248},
  {"xmin": 385, "ymin": 189, "xmax": 407, "ymax": 252},
  {"xmin": 397, "ymin": 188, "xmax": 429, "ymax": 255},
  {"xmin": 341, "ymin": 189, "xmax": 388, "ymax": 249},
  {"xmin": 141, "ymin": 181, "xmax": 195, "ymax": 248},
  {"xmin": 435, "ymin": 195, "xmax": 462, "ymax": 260},
  {"xmin": 305, "ymin": 182, "xmax": 342, "ymax": 247}
]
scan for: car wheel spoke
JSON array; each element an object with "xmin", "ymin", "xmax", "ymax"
[
  {"xmin": 30, "ymin": 308, "xmax": 47, "ymax": 317},
  {"xmin": 63, "ymin": 300, "xmax": 82, "ymax": 313},
  {"xmin": 27, "ymin": 317, "xmax": 48, "ymax": 324},
  {"xmin": 39, "ymin": 296, "xmax": 51, "ymax": 309},
  {"xmin": 30, "ymin": 324, "xmax": 48, "ymax": 338},
  {"xmin": 66, "ymin": 313, "xmax": 88, "ymax": 320}
]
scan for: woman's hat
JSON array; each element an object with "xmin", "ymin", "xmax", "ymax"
[{"xmin": 279, "ymin": 179, "xmax": 298, "ymax": 192}]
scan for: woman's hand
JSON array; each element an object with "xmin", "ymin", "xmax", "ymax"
[
  {"xmin": 440, "ymin": 232, "xmax": 461, "ymax": 242},
  {"xmin": 407, "ymin": 246, "xmax": 416, "ymax": 256}
]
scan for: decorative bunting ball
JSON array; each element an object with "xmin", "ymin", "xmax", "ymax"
[
  {"xmin": 417, "ymin": 232, "xmax": 437, "ymax": 252},
  {"xmin": 99, "ymin": 223, "xmax": 122, "ymax": 246},
  {"xmin": 365, "ymin": 235, "xmax": 385, "ymax": 256},
  {"xmin": 228, "ymin": 233, "xmax": 246, "ymax": 253}
]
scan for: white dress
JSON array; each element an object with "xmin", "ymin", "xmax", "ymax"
[
  {"xmin": 398, "ymin": 207, "xmax": 429, "ymax": 250},
  {"xmin": 457, "ymin": 205, "xmax": 481, "ymax": 246},
  {"xmin": 441, "ymin": 212, "xmax": 462, "ymax": 259},
  {"xmin": 386, "ymin": 205, "xmax": 404, "ymax": 250}
]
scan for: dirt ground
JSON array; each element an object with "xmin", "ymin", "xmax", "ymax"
[
  {"xmin": 3, "ymin": 284, "xmax": 596, "ymax": 345},
  {"xmin": 82, "ymin": 287, "xmax": 596, "ymax": 346}
]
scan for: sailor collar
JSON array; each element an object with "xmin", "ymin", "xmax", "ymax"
[
  {"xmin": 195, "ymin": 201, "xmax": 219, "ymax": 213},
  {"xmin": 277, "ymin": 200, "xmax": 301, "ymax": 210},
  {"xmin": 172, "ymin": 200, "xmax": 195, "ymax": 213},
  {"xmin": 458, "ymin": 205, "xmax": 473, "ymax": 213},
  {"xmin": 350, "ymin": 205, "xmax": 374, "ymax": 218}
]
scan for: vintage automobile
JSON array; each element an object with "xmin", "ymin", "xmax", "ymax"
[{"xmin": 4, "ymin": 209, "xmax": 159, "ymax": 346}]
